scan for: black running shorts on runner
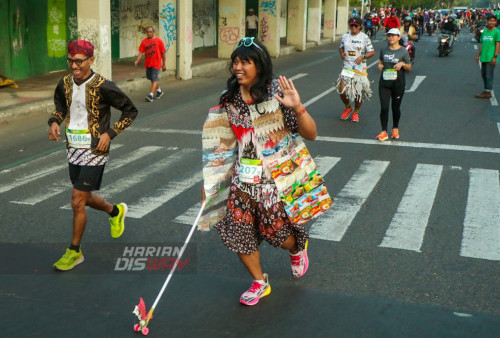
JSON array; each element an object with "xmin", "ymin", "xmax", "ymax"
[{"xmin": 69, "ymin": 163, "xmax": 105, "ymax": 191}]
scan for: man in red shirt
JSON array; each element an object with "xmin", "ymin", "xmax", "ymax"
[
  {"xmin": 384, "ymin": 11, "xmax": 401, "ymax": 32},
  {"xmin": 134, "ymin": 26, "xmax": 167, "ymax": 102}
]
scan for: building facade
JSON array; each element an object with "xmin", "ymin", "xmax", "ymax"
[{"xmin": 0, "ymin": 0, "xmax": 350, "ymax": 81}]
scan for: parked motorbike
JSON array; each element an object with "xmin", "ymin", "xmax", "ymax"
[
  {"xmin": 426, "ymin": 20, "xmax": 436, "ymax": 35},
  {"xmin": 438, "ymin": 31, "xmax": 453, "ymax": 57},
  {"xmin": 475, "ymin": 25, "xmax": 485, "ymax": 42}
]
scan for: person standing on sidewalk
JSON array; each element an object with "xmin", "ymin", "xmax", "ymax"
[
  {"xmin": 375, "ymin": 29, "xmax": 411, "ymax": 141},
  {"xmin": 475, "ymin": 14, "xmax": 500, "ymax": 99},
  {"xmin": 245, "ymin": 8, "xmax": 259, "ymax": 38},
  {"xmin": 48, "ymin": 40, "xmax": 138, "ymax": 271},
  {"xmin": 134, "ymin": 26, "xmax": 167, "ymax": 102},
  {"xmin": 337, "ymin": 17, "xmax": 375, "ymax": 123}
]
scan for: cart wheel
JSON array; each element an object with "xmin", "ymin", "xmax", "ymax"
[
  {"xmin": 142, "ymin": 327, "xmax": 150, "ymax": 335},
  {"xmin": 134, "ymin": 324, "xmax": 141, "ymax": 332}
]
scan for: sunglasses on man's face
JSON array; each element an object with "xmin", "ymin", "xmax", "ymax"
[{"xmin": 350, "ymin": 24, "xmax": 360, "ymax": 27}]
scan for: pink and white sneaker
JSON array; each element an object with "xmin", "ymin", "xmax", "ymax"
[
  {"xmin": 290, "ymin": 240, "xmax": 309, "ymax": 278},
  {"xmin": 239, "ymin": 273, "xmax": 271, "ymax": 306}
]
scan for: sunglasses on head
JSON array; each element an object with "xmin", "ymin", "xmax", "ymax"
[{"xmin": 236, "ymin": 37, "xmax": 263, "ymax": 51}]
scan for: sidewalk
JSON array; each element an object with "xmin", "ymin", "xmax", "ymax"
[
  {"xmin": 0, "ymin": 46, "xmax": 229, "ymax": 124},
  {"xmin": 0, "ymin": 39, "xmax": 334, "ymax": 124}
]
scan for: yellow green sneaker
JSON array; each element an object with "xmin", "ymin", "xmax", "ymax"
[
  {"xmin": 109, "ymin": 203, "xmax": 128, "ymax": 238},
  {"xmin": 53, "ymin": 248, "xmax": 84, "ymax": 271}
]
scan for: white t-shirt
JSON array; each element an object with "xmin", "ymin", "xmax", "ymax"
[
  {"xmin": 246, "ymin": 15, "xmax": 258, "ymax": 29},
  {"xmin": 339, "ymin": 32, "xmax": 374, "ymax": 73}
]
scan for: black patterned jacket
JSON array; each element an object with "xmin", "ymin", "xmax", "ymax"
[{"xmin": 48, "ymin": 72, "xmax": 138, "ymax": 155}]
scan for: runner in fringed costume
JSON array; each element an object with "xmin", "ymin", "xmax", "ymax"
[
  {"xmin": 199, "ymin": 37, "xmax": 333, "ymax": 306},
  {"xmin": 337, "ymin": 16, "xmax": 375, "ymax": 122}
]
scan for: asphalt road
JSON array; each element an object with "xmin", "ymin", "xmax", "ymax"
[{"xmin": 1, "ymin": 29, "xmax": 499, "ymax": 337}]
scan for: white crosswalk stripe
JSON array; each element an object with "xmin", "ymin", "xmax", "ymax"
[
  {"xmin": 309, "ymin": 160, "xmax": 390, "ymax": 241},
  {"xmin": 128, "ymin": 171, "xmax": 203, "ymax": 218},
  {"xmin": 59, "ymin": 148, "xmax": 196, "ymax": 210},
  {"xmin": 379, "ymin": 164, "xmax": 443, "ymax": 252},
  {"xmin": 0, "ymin": 145, "xmax": 122, "ymax": 194},
  {"xmin": 461, "ymin": 169, "xmax": 500, "ymax": 261},
  {"xmin": 10, "ymin": 145, "xmax": 159, "ymax": 205}
]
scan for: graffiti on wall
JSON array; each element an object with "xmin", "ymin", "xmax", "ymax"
[
  {"xmin": 192, "ymin": 0, "xmax": 215, "ymax": 48},
  {"xmin": 259, "ymin": 1, "xmax": 277, "ymax": 17},
  {"xmin": 11, "ymin": 7, "xmax": 23, "ymax": 56},
  {"xmin": 324, "ymin": 20, "xmax": 334, "ymax": 30},
  {"xmin": 47, "ymin": 0, "xmax": 67, "ymax": 57},
  {"xmin": 159, "ymin": 2, "xmax": 176, "ymax": 50},
  {"xmin": 260, "ymin": 15, "xmax": 271, "ymax": 42},
  {"xmin": 68, "ymin": 15, "xmax": 78, "ymax": 40},
  {"xmin": 111, "ymin": 4, "xmax": 120, "ymax": 35},
  {"xmin": 219, "ymin": 27, "xmax": 239, "ymax": 46},
  {"xmin": 119, "ymin": 0, "xmax": 158, "ymax": 58}
]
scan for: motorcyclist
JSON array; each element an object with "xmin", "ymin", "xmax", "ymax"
[
  {"xmin": 384, "ymin": 11, "xmax": 401, "ymax": 32},
  {"xmin": 441, "ymin": 16, "xmax": 458, "ymax": 47},
  {"xmin": 364, "ymin": 13, "xmax": 375, "ymax": 38},
  {"xmin": 399, "ymin": 16, "xmax": 418, "ymax": 44}
]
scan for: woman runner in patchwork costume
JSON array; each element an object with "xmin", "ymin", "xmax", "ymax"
[
  {"xmin": 337, "ymin": 17, "xmax": 375, "ymax": 122},
  {"xmin": 201, "ymin": 38, "xmax": 332, "ymax": 306}
]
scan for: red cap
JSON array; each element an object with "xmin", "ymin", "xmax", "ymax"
[{"xmin": 67, "ymin": 40, "xmax": 94, "ymax": 57}]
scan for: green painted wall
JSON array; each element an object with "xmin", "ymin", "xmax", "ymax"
[{"xmin": 0, "ymin": 0, "xmax": 77, "ymax": 80}]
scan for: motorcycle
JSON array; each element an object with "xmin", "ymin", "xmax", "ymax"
[
  {"xmin": 475, "ymin": 25, "xmax": 485, "ymax": 42},
  {"xmin": 405, "ymin": 40, "xmax": 416, "ymax": 62},
  {"xmin": 426, "ymin": 19, "xmax": 436, "ymax": 35},
  {"xmin": 438, "ymin": 31, "xmax": 453, "ymax": 57}
]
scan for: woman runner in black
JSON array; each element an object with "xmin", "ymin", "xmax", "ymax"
[{"xmin": 376, "ymin": 28, "xmax": 412, "ymax": 141}]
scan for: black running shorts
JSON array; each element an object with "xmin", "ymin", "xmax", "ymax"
[{"xmin": 69, "ymin": 163, "xmax": 105, "ymax": 191}]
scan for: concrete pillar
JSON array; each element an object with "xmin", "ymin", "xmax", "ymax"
[
  {"xmin": 218, "ymin": 0, "xmax": 245, "ymax": 59},
  {"xmin": 307, "ymin": 0, "xmax": 321, "ymax": 44},
  {"xmin": 258, "ymin": 0, "xmax": 280, "ymax": 57},
  {"xmin": 77, "ymin": 0, "xmax": 112, "ymax": 79},
  {"xmin": 323, "ymin": 0, "xmax": 337, "ymax": 41},
  {"xmin": 177, "ymin": 0, "xmax": 193, "ymax": 79},
  {"xmin": 287, "ymin": 0, "xmax": 307, "ymax": 51},
  {"xmin": 159, "ymin": 0, "xmax": 177, "ymax": 72},
  {"xmin": 337, "ymin": 0, "xmax": 350, "ymax": 36}
]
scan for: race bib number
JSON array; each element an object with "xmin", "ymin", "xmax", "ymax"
[
  {"xmin": 238, "ymin": 158, "xmax": 263, "ymax": 184},
  {"xmin": 341, "ymin": 68, "xmax": 355, "ymax": 78},
  {"xmin": 383, "ymin": 69, "xmax": 397, "ymax": 80},
  {"xmin": 66, "ymin": 128, "xmax": 91, "ymax": 149}
]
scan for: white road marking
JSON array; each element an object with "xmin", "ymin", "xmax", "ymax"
[
  {"xmin": 303, "ymin": 88, "xmax": 336, "ymax": 107},
  {"xmin": 130, "ymin": 129, "xmax": 500, "ymax": 155},
  {"xmin": 127, "ymin": 171, "xmax": 203, "ymax": 218},
  {"xmin": 316, "ymin": 136, "xmax": 500, "ymax": 155},
  {"xmin": 59, "ymin": 148, "xmax": 196, "ymax": 210},
  {"xmin": 497, "ymin": 122, "xmax": 500, "ymax": 138},
  {"xmin": 173, "ymin": 156, "xmax": 341, "ymax": 225},
  {"xmin": 10, "ymin": 146, "xmax": 160, "ymax": 205},
  {"xmin": 461, "ymin": 168, "xmax": 500, "ymax": 261},
  {"xmin": 379, "ymin": 164, "xmax": 443, "ymax": 252},
  {"xmin": 309, "ymin": 160, "xmax": 389, "ymax": 241},
  {"xmin": 491, "ymin": 90, "xmax": 498, "ymax": 106},
  {"xmin": 289, "ymin": 73, "xmax": 308, "ymax": 81},
  {"xmin": 0, "ymin": 144, "xmax": 123, "ymax": 194},
  {"xmin": 406, "ymin": 76, "xmax": 426, "ymax": 92}
]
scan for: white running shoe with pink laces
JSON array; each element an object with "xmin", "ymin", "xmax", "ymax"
[{"xmin": 239, "ymin": 273, "xmax": 271, "ymax": 306}]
